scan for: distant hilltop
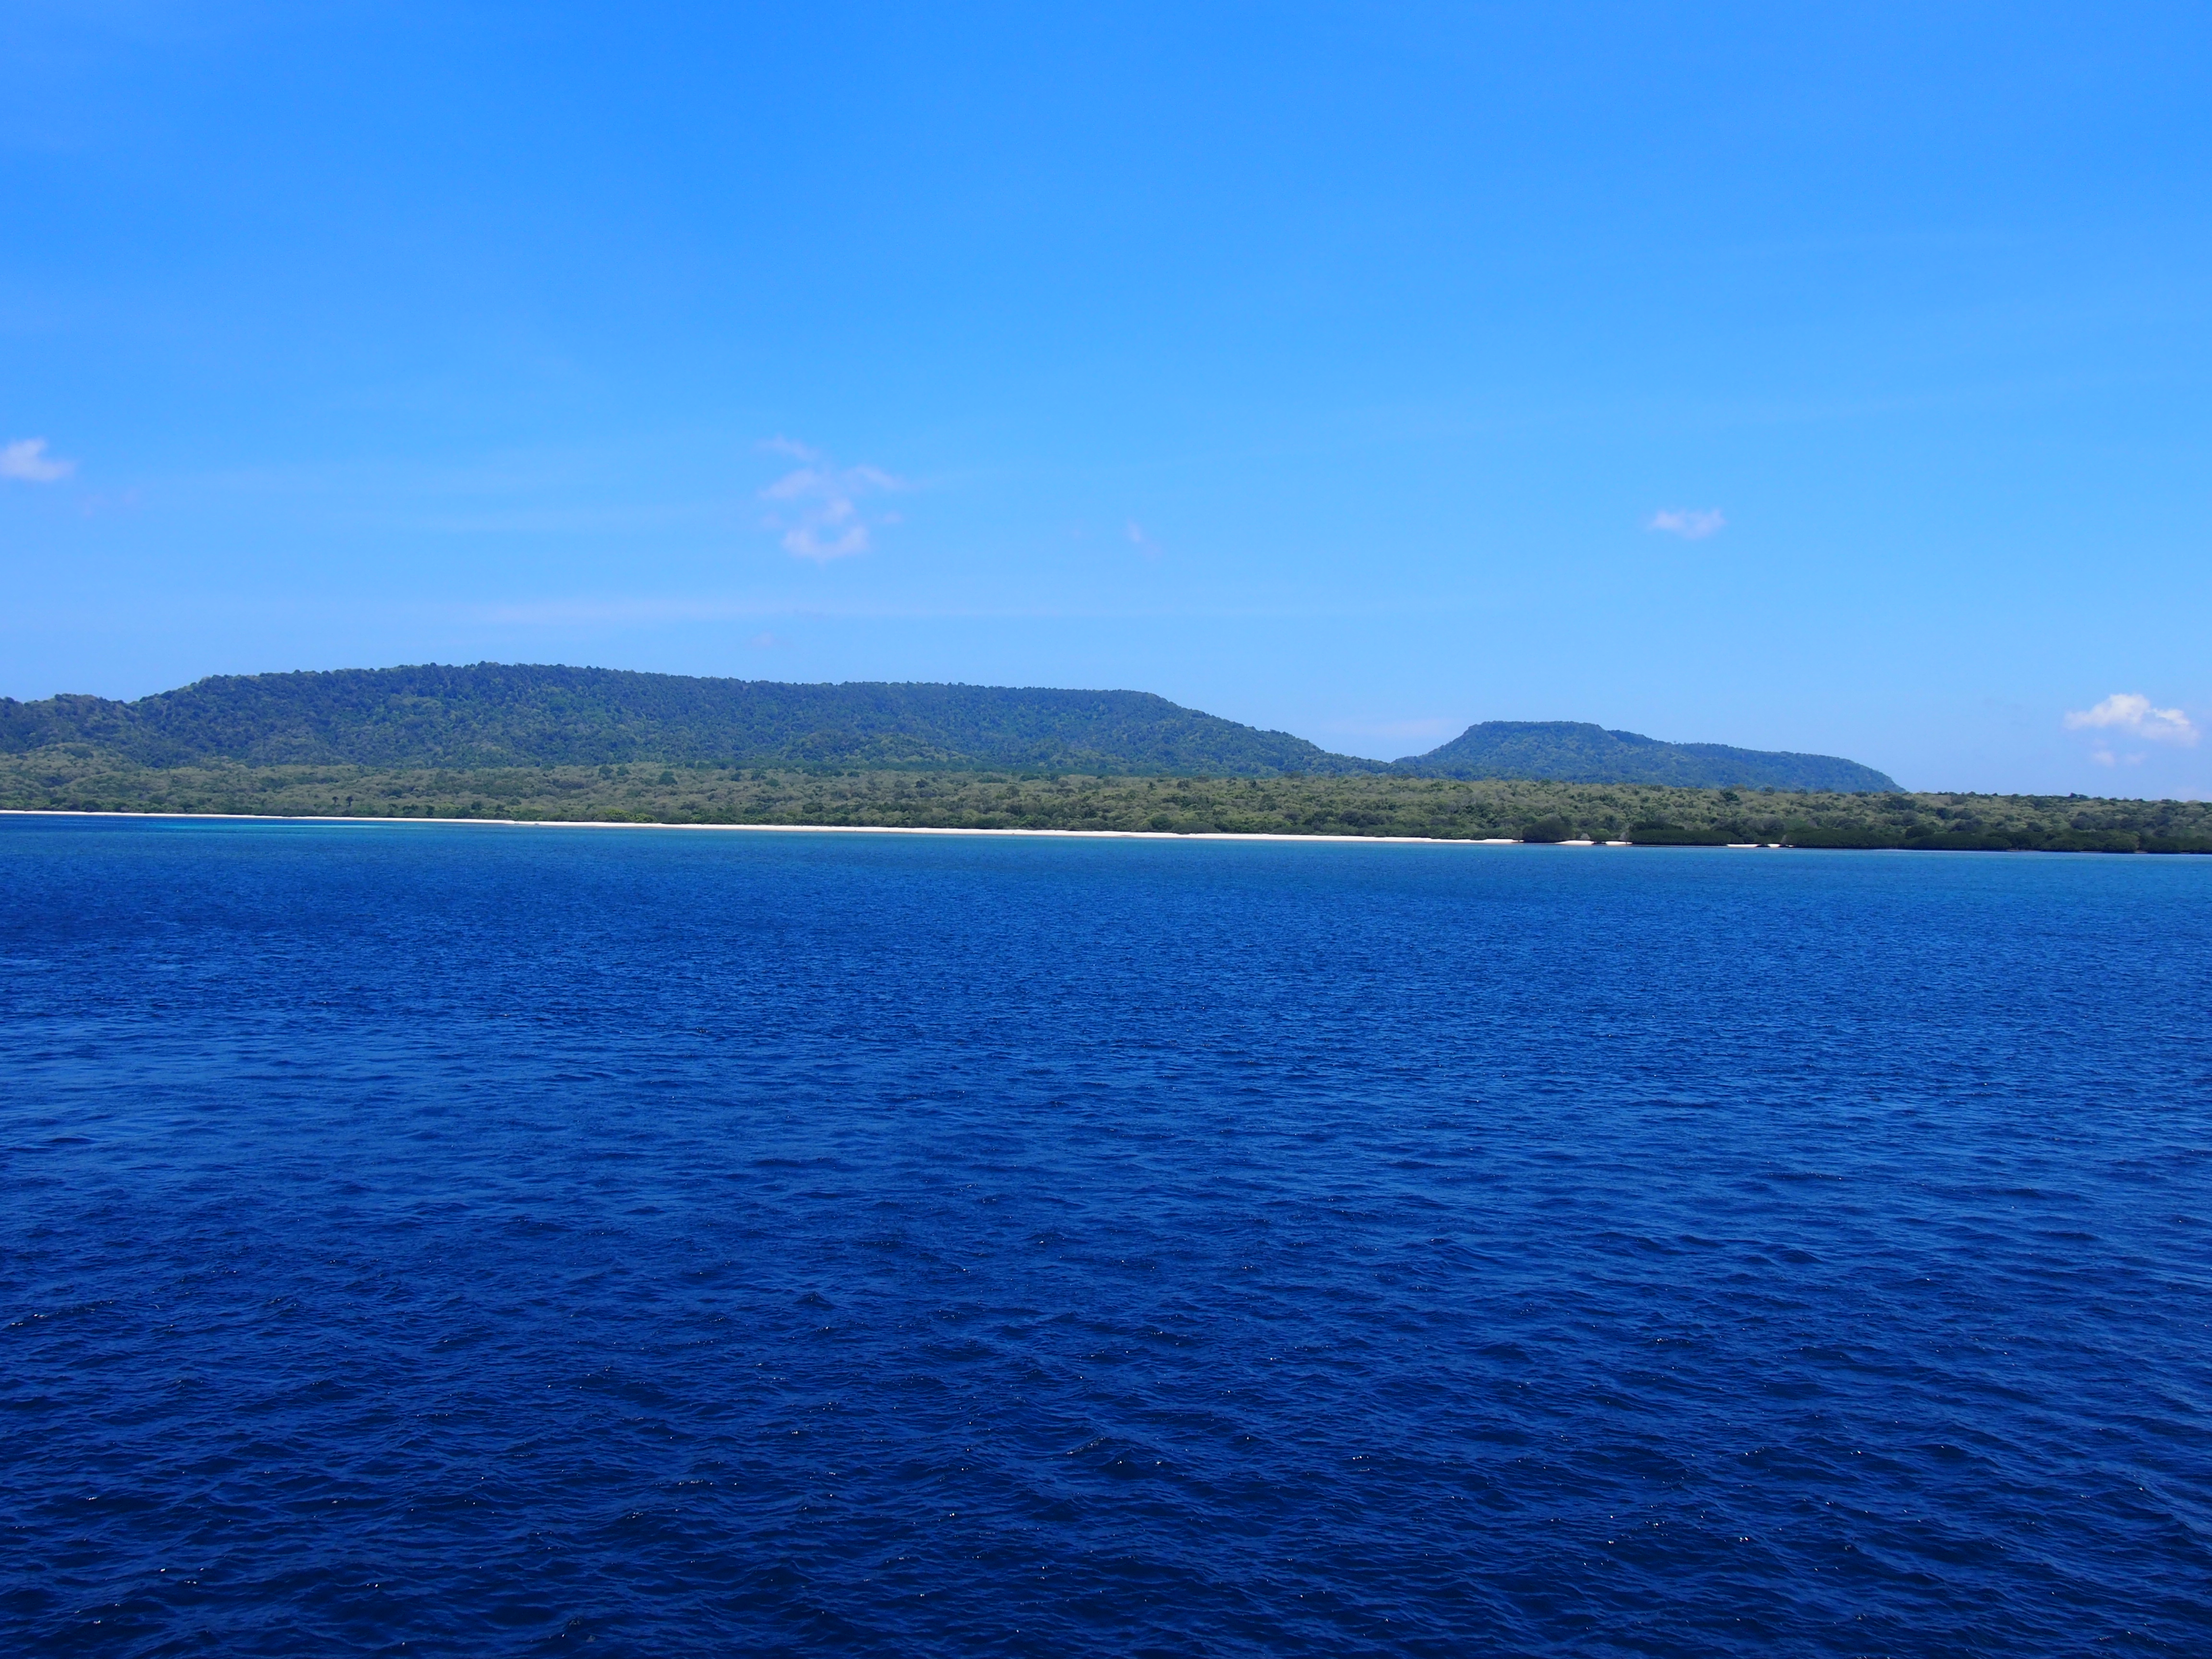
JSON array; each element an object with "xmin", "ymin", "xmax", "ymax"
[
  {"xmin": 0, "ymin": 665, "xmax": 1366, "ymax": 777},
  {"xmin": 1396, "ymin": 720, "xmax": 1899, "ymax": 793},
  {"xmin": 0, "ymin": 663, "xmax": 1898, "ymax": 791}
]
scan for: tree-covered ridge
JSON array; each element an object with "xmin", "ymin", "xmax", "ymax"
[
  {"xmin": 1398, "ymin": 721, "xmax": 1898, "ymax": 792},
  {"xmin": 0, "ymin": 664, "xmax": 1378, "ymax": 776},
  {"xmin": 0, "ymin": 664, "xmax": 1902, "ymax": 788},
  {"xmin": 4, "ymin": 747, "xmax": 2204, "ymax": 851}
]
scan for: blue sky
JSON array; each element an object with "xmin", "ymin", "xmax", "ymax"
[{"xmin": 4, "ymin": 3, "xmax": 2208, "ymax": 794}]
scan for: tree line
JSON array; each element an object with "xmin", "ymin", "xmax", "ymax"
[{"xmin": 6, "ymin": 750, "xmax": 2207, "ymax": 851}]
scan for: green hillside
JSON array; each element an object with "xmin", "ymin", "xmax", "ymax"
[
  {"xmin": 0, "ymin": 665, "xmax": 1899, "ymax": 789},
  {"xmin": 0, "ymin": 664, "xmax": 1378, "ymax": 777},
  {"xmin": 1398, "ymin": 720, "xmax": 1897, "ymax": 792}
]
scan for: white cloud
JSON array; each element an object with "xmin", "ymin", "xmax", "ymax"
[
  {"xmin": 1125, "ymin": 520, "xmax": 1163, "ymax": 560},
  {"xmin": 1, "ymin": 437, "xmax": 75, "ymax": 483},
  {"xmin": 2063, "ymin": 692, "xmax": 2198, "ymax": 747},
  {"xmin": 1646, "ymin": 507, "xmax": 1725, "ymax": 540},
  {"xmin": 758, "ymin": 438, "xmax": 901, "ymax": 562}
]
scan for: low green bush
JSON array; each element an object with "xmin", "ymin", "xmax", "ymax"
[
  {"xmin": 1785, "ymin": 828, "xmax": 1905, "ymax": 849},
  {"xmin": 1628, "ymin": 823, "xmax": 1732, "ymax": 846},
  {"xmin": 2042, "ymin": 830, "xmax": 2140, "ymax": 854}
]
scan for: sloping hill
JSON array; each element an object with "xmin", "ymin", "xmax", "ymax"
[
  {"xmin": 1396, "ymin": 721, "xmax": 1897, "ymax": 792},
  {"xmin": 0, "ymin": 666, "xmax": 1901, "ymax": 788},
  {"xmin": 0, "ymin": 663, "xmax": 1379, "ymax": 776}
]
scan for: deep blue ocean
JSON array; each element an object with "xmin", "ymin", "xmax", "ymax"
[{"xmin": 4, "ymin": 816, "xmax": 2210, "ymax": 1656}]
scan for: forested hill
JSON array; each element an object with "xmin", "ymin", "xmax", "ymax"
[
  {"xmin": 1397, "ymin": 721, "xmax": 1898, "ymax": 793},
  {"xmin": 0, "ymin": 665, "xmax": 1901, "ymax": 787},
  {"xmin": 0, "ymin": 664, "xmax": 1379, "ymax": 776}
]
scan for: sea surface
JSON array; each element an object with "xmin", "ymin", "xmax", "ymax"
[{"xmin": 3, "ymin": 815, "xmax": 2210, "ymax": 1656}]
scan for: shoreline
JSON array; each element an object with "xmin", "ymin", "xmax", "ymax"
[
  {"xmin": 5, "ymin": 808, "xmax": 2193, "ymax": 854},
  {"xmin": 0, "ymin": 807, "xmax": 1646, "ymax": 847}
]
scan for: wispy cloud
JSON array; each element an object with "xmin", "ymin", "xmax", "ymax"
[
  {"xmin": 1125, "ymin": 520, "xmax": 1163, "ymax": 560},
  {"xmin": 758, "ymin": 438, "xmax": 901, "ymax": 562},
  {"xmin": 1, "ymin": 437, "xmax": 75, "ymax": 483},
  {"xmin": 2063, "ymin": 692, "xmax": 2198, "ymax": 747},
  {"xmin": 1646, "ymin": 507, "xmax": 1725, "ymax": 540}
]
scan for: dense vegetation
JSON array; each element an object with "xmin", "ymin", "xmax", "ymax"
[
  {"xmin": 0, "ymin": 665, "xmax": 1372, "ymax": 776},
  {"xmin": 0, "ymin": 664, "xmax": 1897, "ymax": 790},
  {"xmin": 6, "ymin": 746, "xmax": 2205, "ymax": 851},
  {"xmin": 1400, "ymin": 721, "xmax": 1898, "ymax": 792}
]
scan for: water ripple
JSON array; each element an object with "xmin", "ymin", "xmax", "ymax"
[{"xmin": 2, "ymin": 818, "xmax": 2210, "ymax": 1654}]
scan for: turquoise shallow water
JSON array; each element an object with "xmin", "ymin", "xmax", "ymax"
[{"xmin": 3, "ymin": 815, "xmax": 2210, "ymax": 1656}]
